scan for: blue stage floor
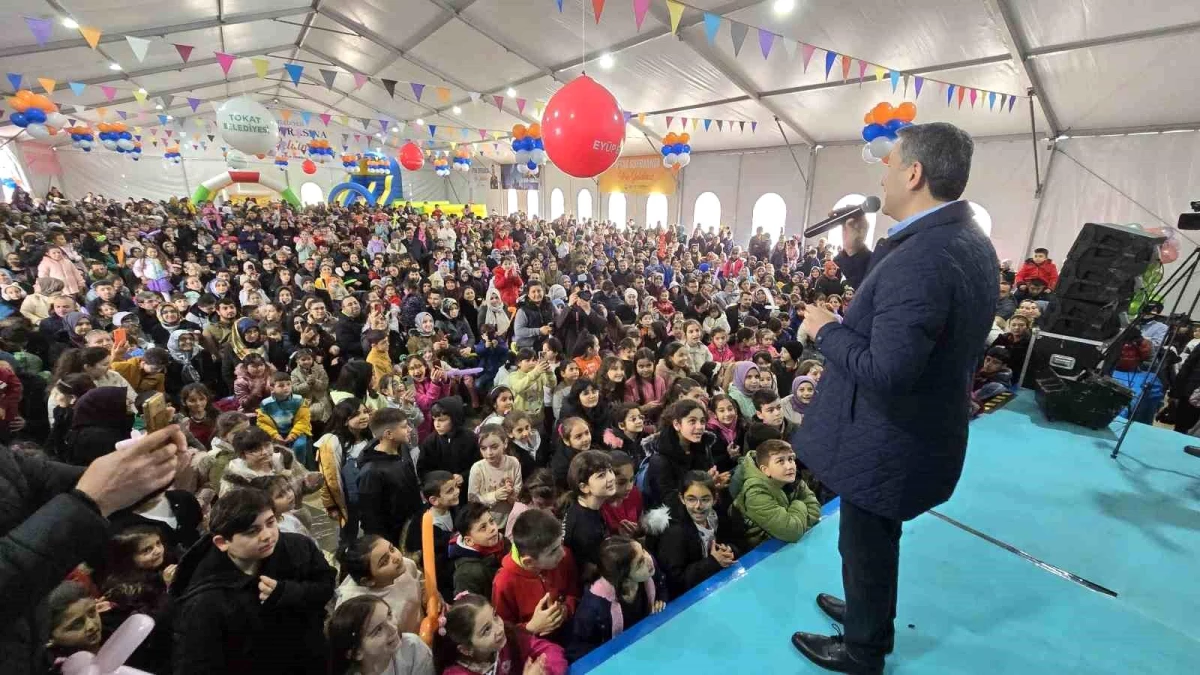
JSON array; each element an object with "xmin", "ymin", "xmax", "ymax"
[{"xmin": 574, "ymin": 395, "xmax": 1200, "ymax": 674}]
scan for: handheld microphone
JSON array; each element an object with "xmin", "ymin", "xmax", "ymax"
[{"xmin": 804, "ymin": 196, "xmax": 882, "ymax": 238}]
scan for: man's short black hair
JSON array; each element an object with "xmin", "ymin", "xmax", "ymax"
[
  {"xmin": 209, "ymin": 488, "xmax": 274, "ymax": 539},
  {"xmin": 510, "ymin": 508, "xmax": 562, "ymax": 559}
]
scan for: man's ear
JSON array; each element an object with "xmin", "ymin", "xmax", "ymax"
[{"xmin": 212, "ymin": 534, "xmax": 231, "ymax": 552}]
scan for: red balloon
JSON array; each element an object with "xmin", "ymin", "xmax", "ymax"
[
  {"xmin": 301, "ymin": 159, "xmax": 316, "ymax": 175},
  {"xmin": 399, "ymin": 142, "xmax": 424, "ymax": 171},
  {"xmin": 542, "ymin": 75, "xmax": 625, "ymax": 178}
]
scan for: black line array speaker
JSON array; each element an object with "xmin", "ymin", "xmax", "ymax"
[{"xmin": 1040, "ymin": 223, "xmax": 1163, "ymax": 341}]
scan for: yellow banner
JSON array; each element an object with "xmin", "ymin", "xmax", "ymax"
[{"xmin": 597, "ymin": 156, "xmax": 677, "ymax": 195}]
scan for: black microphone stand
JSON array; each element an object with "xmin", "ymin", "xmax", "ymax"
[{"xmin": 1110, "ymin": 247, "xmax": 1200, "ymax": 459}]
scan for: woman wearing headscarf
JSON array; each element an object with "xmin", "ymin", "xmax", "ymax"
[
  {"xmin": 62, "ymin": 386, "xmax": 134, "ymax": 466},
  {"xmin": 615, "ymin": 288, "xmax": 640, "ymax": 325},
  {"xmin": 166, "ymin": 329, "xmax": 212, "ymax": 392},
  {"xmin": 220, "ymin": 318, "xmax": 265, "ymax": 391},
  {"xmin": 477, "ymin": 288, "xmax": 511, "ymax": 339},
  {"xmin": 726, "ymin": 361, "xmax": 760, "ymax": 419},
  {"xmin": 62, "ymin": 311, "xmax": 92, "ymax": 349},
  {"xmin": 20, "ymin": 276, "xmax": 64, "ymax": 324}
]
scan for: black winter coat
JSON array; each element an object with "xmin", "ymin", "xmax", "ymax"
[
  {"xmin": 356, "ymin": 440, "xmax": 428, "ymax": 550},
  {"xmin": 653, "ymin": 498, "xmax": 744, "ymax": 599},
  {"xmin": 170, "ymin": 533, "xmax": 335, "ymax": 675},
  {"xmin": 640, "ymin": 430, "xmax": 722, "ymax": 509},
  {"xmin": 0, "ymin": 447, "xmax": 105, "ymax": 675},
  {"xmin": 109, "ymin": 490, "xmax": 203, "ymax": 555}
]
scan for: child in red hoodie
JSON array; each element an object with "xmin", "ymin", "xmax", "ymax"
[
  {"xmin": 491, "ymin": 508, "xmax": 579, "ymax": 643},
  {"xmin": 600, "ymin": 451, "xmax": 644, "ymax": 536},
  {"xmin": 1014, "ymin": 247, "xmax": 1060, "ymax": 290}
]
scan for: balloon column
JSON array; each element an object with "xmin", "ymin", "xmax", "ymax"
[
  {"xmin": 398, "ymin": 142, "xmax": 424, "ymax": 171},
  {"xmin": 453, "ymin": 147, "xmax": 472, "ymax": 172},
  {"xmin": 433, "ymin": 155, "xmax": 451, "ymax": 177},
  {"xmin": 307, "ymin": 139, "xmax": 333, "ymax": 163},
  {"xmin": 96, "ymin": 122, "xmax": 136, "ymax": 153},
  {"xmin": 274, "ymin": 155, "xmax": 289, "ymax": 171},
  {"xmin": 341, "ymin": 154, "xmax": 359, "ymax": 172},
  {"xmin": 6, "ymin": 90, "xmax": 67, "ymax": 140},
  {"xmin": 660, "ymin": 132, "xmax": 692, "ymax": 169},
  {"xmin": 541, "ymin": 75, "xmax": 625, "ymax": 178},
  {"xmin": 66, "ymin": 126, "xmax": 95, "ymax": 152},
  {"xmin": 861, "ymin": 102, "xmax": 917, "ymax": 164},
  {"xmin": 163, "ymin": 145, "xmax": 182, "ymax": 165},
  {"xmin": 366, "ymin": 156, "xmax": 389, "ymax": 175},
  {"xmin": 511, "ymin": 123, "xmax": 545, "ymax": 176}
]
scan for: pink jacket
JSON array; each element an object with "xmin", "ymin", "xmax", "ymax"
[
  {"xmin": 412, "ymin": 377, "xmax": 450, "ymax": 438},
  {"xmin": 625, "ymin": 374, "xmax": 668, "ymax": 407},
  {"xmin": 37, "ymin": 256, "xmax": 86, "ymax": 296},
  {"xmin": 442, "ymin": 628, "xmax": 567, "ymax": 675}
]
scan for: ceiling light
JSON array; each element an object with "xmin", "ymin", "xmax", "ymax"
[
  {"xmin": 452, "ymin": 106, "xmax": 462, "ymax": 114},
  {"xmin": 166, "ymin": 114, "xmax": 173, "ymax": 120},
  {"xmin": 599, "ymin": 53, "xmax": 615, "ymax": 69},
  {"xmin": 391, "ymin": 126, "xmax": 399, "ymax": 132},
  {"xmin": 155, "ymin": 104, "xmax": 163, "ymax": 110},
  {"xmin": 506, "ymin": 88, "xmax": 516, "ymax": 97},
  {"xmin": 108, "ymin": 62, "xmax": 122, "ymax": 71},
  {"xmin": 137, "ymin": 87, "xmax": 147, "ymax": 95},
  {"xmin": 772, "ymin": 0, "xmax": 796, "ymax": 15},
  {"xmin": 61, "ymin": 17, "xmax": 79, "ymax": 29},
  {"xmin": 415, "ymin": 118, "xmax": 424, "ymax": 126}
]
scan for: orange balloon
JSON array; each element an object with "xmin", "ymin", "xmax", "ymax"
[
  {"xmin": 863, "ymin": 112, "xmax": 873, "ymax": 125},
  {"xmin": 664, "ymin": 132, "xmax": 678, "ymax": 145},
  {"xmin": 527, "ymin": 123, "xmax": 541, "ymax": 138},
  {"xmin": 255, "ymin": 153, "xmax": 265, "ymax": 159},
  {"xmin": 512, "ymin": 124, "xmax": 527, "ymax": 139},
  {"xmin": 6, "ymin": 97, "xmax": 28, "ymax": 112},
  {"xmin": 680, "ymin": 133, "xmax": 690, "ymax": 143},
  {"xmin": 895, "ymin": 102, "xmax": 917, "ymax": 123},
  {"xmin": 30, "ymin": 94, "xmax": 56, "ymax": 112},
  {"xmin": 15, "ymin": 89, "xmax": 35, "ymax": 101},
  {"xmin": 871, "ymin": 102, "xmax": 894, "ymax": 125}
]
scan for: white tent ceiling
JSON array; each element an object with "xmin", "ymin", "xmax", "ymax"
[{"xmin": 1, "ymin": 0, "xmax": 1197, "ymax": 158}]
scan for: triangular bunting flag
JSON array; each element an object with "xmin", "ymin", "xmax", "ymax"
[
  {"xmin": 890, "ymin": 70, "xmax": 900, "ymax": 93},
  {"xmin": 361, "ymin": 118, "xmax": 371, "ymax": 130},
  {"xmin": 353, "ymin": 73, "xmax": 369, "ymax": 89},
  {"xmin": 208, "ymin": 134, "xmax": 214, "ymax": 142},
  {"xmin": 117, "ymin": 110, "xmax": 127, "ymax": 120},
  {"xmin": 667, "ymin": 0, "xmax": 685, "ymax": 33},
  {"xmin": 739, "ymin": 121, "xmax": 746, "ymax": 133},
  {"xmin": 691, "ymin": 118, "xmax": 699, "ymax": 130},
  {"xmin": 666, "ymin": 116, "xmax": 674, "ymax": 128},
  {"xmin": 436, "ymin": 87, "xmax": 451, "ymax": 102},
  {"xmin": 24, "ymin": 17, "xmax": 53, "ymax": 46},
  {"xmin": 903, "ymin": 74, "xmax": 910, "ymax": 97},
  {"xmin": 280, "ymin": 110, "xmax": 291, "ymax": 123},
  {"xmin": 988, "ymin": 91, "xmax": 996, "ymax": 110},
  {"xmin": 730, "ymin": 21, "xmax": 749, "ymax": 56},
  {"xmin": 164, "ymin": 130, "xmax": 172, "ymax": 138},
  {"xmin": 914, "ymin": 76, "xmax": 924, "ymax": 98},
  {"xmin": 341, "ymin": 133, "xmax": 349, "ymax": 146},
  {"xmin": 68, "ymin": 81, "xmax": 85, "ymax": 96},
  {"xmin": 6, "ymin": 73, "xmax": 21, "ymax": 91},
  {"xmin": 461, "ymin": 127, "xmax": 469, "ymax": 139},
  {"xmin": 716, "ymin": 120, "xmax": 723, "ymax": 131},
  {"xmin": 213, "ymin": 52, "xmax": 235, "ymax": 75},
  {"xmin": 969, "ymin": 88, "xmax": 978, "ymax": 107},
  {"xmin": 354, "ymin": 134, "xmax": 361, "ymax": 143},
  {"xmin": 824, "ymin": 51, "xmax": 837, "ymax": 79},
  {"xmin": 174, "ymin": 43, "xmax": 193, "ymax": 62},
  {"xmin": 492, "ymin": 95, "xmax": 504, "ymax": 111},
  {"xmin": 67, "ymin": 118, "xmax": 76, "ymax": 126},
  {"xmin": 300, "ymin": 111, "xmax": 312, "ymax": 125},
  {"xmin": 801, "ymin": 44, "xmax": 816, "ymax": 72},
  {"xmin": 251, "ymin": 57, "xmax": 269, "ymax": 78},
  {"xmin": 80, "ymin": 26, "xmax": 102, "ymax": 49},
  {"xmin": 37, "ymin": 77, "xmax": 55, "ymax": 93},
  {"xmin": 634, "ymin": 0, "xmax": 652, "ymax": 30},
  {"xmin": 132, "ymin": 89, "xmax": 147, "ymax": 104},
  {"xmin": 946, "ymin": 84, "xmax": 955, "ymax": 106},
  {"xmin": 157, "ymin": 114, "xmax": 168, "ymax": 125},
  {"xmin": 1008, "ymin": 95, "xmax": 1017, "ymax": 112},
  {"xmin": 428, "ymin": 125, "xmax": 438, "ymax": 138},
  {"xmin": 337, "ymin": 115, "xmax": 348, "ymax": 126},
  {"xmin": 319, "ymin": 113, "xmax": 331, "ymax": 126},
  {"xmin": 379, "ymin": 118, "xmax": 388, "ymax": 131},
  {"xmin": 758, "ymin": 29, "xmax": 775, "ymax": 59},
  {"xmin": 703, "ymin": 119, "xmax": 712, "ymax": 131},
  {"xmin": 126, "ymin": 36, "xmax": 151, "ymax": 62},
  {"xmin": 379, "ymin": 79, "xmax": 396, "ymax": 98},
  {"xmin": 96, "ymin": 107, "xmax": 108, "ymax": 119},
  {"xmin": 516, "ymin": 98, "xmax": 526, "ymax": 115},
  {"xmin": 187, "ymin": 98, "xmax": 201, "ymax": 112},
  {"xmin": 468, "ymin": 91, "xmax": 480, "ymax": 103},
  {"xmin": 411, "ymin": 82, "xmax": 425, "ymax": 101},
  {"xmin": 751, "ymin": 122, "xmax": 757, "ymax": 133},
  {"xmin": 957, "ymin": 85, "xmax": 966, "ymax": 108},
  {"xmin": 703, "ymin": 12, "xmax": 721, "ymax": 45},
  {"xmin": 319, "ymin": 69, "xmax": 338, "ymax": 90},
  {"xmin": 592, "ymin": 0, "xmax": 606, "ymax": 24},
  {"xmin": 637, "ymin": 113, "xmax": 646, "ymax": 125},
  {"xmin": 840, "ymin": 55, "xmax": 851, "ymax": 81},
  {"xmin": 479, "ymin": 130, "xmax": 486, "ymax": 141},
  {"xmin": 72, "ymin": 104, "xmax": 86, "ymax": 114},
  {"xmin": 284, "ymin": 63, "xmax": 304, "ymax": 86},
  {"xmin": 857, "ymin": 59, "xmax": 868, "ymax": 83},
  {"xmin": 680, "ymin": 117, "xmax": 687, "ymax": 129},
  {"xmin": 152, "ymin": 140, "xmax": 158, "ymax": 147},
  {"xmin": 100, "ymin": 85, "xmax": 116, "ymax": 101}
]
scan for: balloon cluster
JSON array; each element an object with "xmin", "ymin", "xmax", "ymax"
[
  {"xmin": 511, "ymin": 123, "xmax": 545, "ymax": 176},
  {"xmin": 861, "ymin": 102, "xmax": 917, "ymax": 164},
  {"xmin": 433, "ymin": 155, "xmax": 451, "ymax": 177},
  {"xmin": 366, "ymin": 156, "xmax": 389, "ymax": 175},
  {"xmin": 307, "ymin": 139, "xmax": 333, "ymax": 163},
  {"xmin": 274, "ymin": 155, "xmax": 289, "ymax": 171},
  {"xmin": 163, "ymin": 145, "xmax": 182, "ymax": 165},
  {"xmin": 7, "ymin": 90, "xmax": 67, "ymax": 140},
  {"xmin": 66, "ymin": 125, "xmax": 95, "ymax": 152},
  {"xmin": 661, "ymin": 132, "xmax": 692, "ymax": 168},
  {"xmin": 97, "ymin": 122, "xmax": 137, "ymax": 153},
  {"xmin": 453, "ymin": 147, "xmax": 472, "ymax": 172},
  {"xmin": 340, "ymin": 153, "xmax": 359, "ymax": 172}
]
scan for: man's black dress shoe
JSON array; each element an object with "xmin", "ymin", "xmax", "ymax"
[
  {"xmin": 1185, "ymin": 446, "xmax": 1200, "ymax": 458},
  {"xmin": 817, "ymin": 593, "xmax": 846, "ymax": 623},
  {"xmin": 791, "ymin": 632, "xmax": 883, "ymax": 675}
]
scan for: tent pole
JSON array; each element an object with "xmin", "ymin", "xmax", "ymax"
[
  {"xmin": 1028, "ymin": 89, "xmax": 1043, "ymax": 195},
  {"xmin": 1022, "ymin": 146, "xmax": 1059, "ymax": 258},
  {"xmin": 800, "ymin": 146, "xmax": 818, "ymax": 244}
]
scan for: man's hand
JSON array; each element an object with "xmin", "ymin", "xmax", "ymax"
[
  {"xmin": 258, "ymin": 575, "xmax": 278, "ymax": 603},
  {"xmin": 76, "ymin": 425, "xmax": 183, "ymax": 517},
  {"xmin": 801, "ymin": 303, "xmax": 838, "ymax": 341},
  {"xmin": 539, "ymin": 325, "xmax": 552, "ymax": 336}
]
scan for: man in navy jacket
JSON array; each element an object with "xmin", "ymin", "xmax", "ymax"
[{"xmin": 791, "ymin": 123, "xmax": 998, "ymax": 674}]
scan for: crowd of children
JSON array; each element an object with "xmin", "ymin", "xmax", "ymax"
[{"xmin": 2, "ymin": 187, "xmax": 938, "ymax": 675}]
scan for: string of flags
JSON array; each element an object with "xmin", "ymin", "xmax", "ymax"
[{"xmin": 564, "ymin": 0, "xmax": 1028, "ymax": 111}]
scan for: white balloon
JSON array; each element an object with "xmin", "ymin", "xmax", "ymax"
[
  {"xmin": 663, "ymin": 156, "xmax": 673, "ymax": 168},
  {"xmin": 869, "ymin": 136, "xmax": 893, "ymax": 160},
  {"xmin": 25, "ymin": 124, "xmax": 50, "ymax": 139},
  {"xmin": 515, "ymin": 150, "xmax": 531, "ymax": 165},
  {"xmin": 677, "ymin": 153, "xmax": 691, "ymax": 167},
  {"xmin": 117, "ymin": 139, "xmax": 134, "ymax": 151},
  {"xmin": 530, "ymin": 149, "xmax": 546, "ymax": 164},
  {"xmin": 664, "ymin": 153, "xmax": 678, "ymax": 165},
  {"xmin": 102, "ymin": 140, "xmax": 118, "ymax": 150},
  {"xmin": 78, "ymin": 140, "xmax": 92, "ymax": 150},
  {"xmin": 216, "ymin": 96, "xmax": 280, "ymax": 155},
  {"xmin": 226, "ymin": 150, "xmax": 248, "ymax": 169},
  {"xmin": 46, "ymin": 112, "xmax": 68, "ymax": 128}
]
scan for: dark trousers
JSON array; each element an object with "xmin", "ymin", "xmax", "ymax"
[{"xmin": 839, "ymin": 499, "xmax": 903, "ymax": 665}]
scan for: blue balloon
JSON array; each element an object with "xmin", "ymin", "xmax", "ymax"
[
  {"xmin": 527, "ymin": 160, "xmax": 536, "ymax": 170},
  {"xmin": 661, "ymin": 146, "xmax": 671, "ymax": 157},
  {"xmin": 885, "ymin": 119, "xmax": 905, "ymax": 132},
  {"xmin": 534, "ymin": 138, "xmax": 544, "ymax": 150},
  {"xmin": 862, "ymin": 124, "xmax": 887, "ymax": 142},
  {"xmin": 82, "ymin": 147, "xmax": 90, "ymax": 153},
  {"xmin": 120, "ymin": 131, "xmax": 132, "ymax": 140},
  {"xmin": 10, "ymin": 112, "xmax": 27, "ymax": 127},
  {"xmin": 681, "ymin": 144, "xmax": 691, "ymax": 154},
  {"xmin": 70, "ymin": 134, "xmax": 80, "ymax": 142},
  {"xmin": 24, "ymin": 109, "xmax": 46, "ymax": 124}
]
